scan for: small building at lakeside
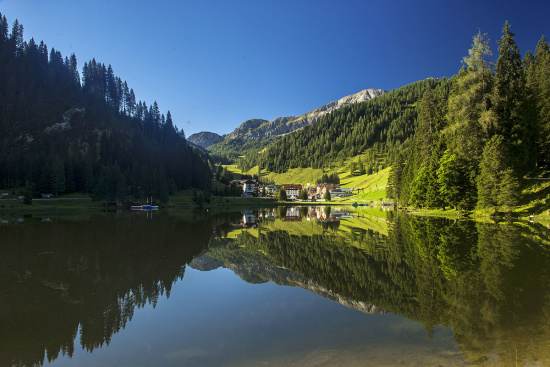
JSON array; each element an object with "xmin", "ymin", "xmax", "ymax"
[
  {"xmin": 282, "ymin": 184, "xmax": 303, "ymax": 200},
  {"xmin": 230, "ymin": 179, "xmax": 260, "ymax": 197}
]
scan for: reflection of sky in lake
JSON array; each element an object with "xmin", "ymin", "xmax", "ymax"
[{"xmin": 51, "ymin": 267, "xmax": 466, "ymax": 367}]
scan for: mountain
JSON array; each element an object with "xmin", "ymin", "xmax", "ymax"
[
  {"xmin": 208, "ymin": 88, "xmax": 386, "ymax": 161},
  {"xmin": 225, "ymin": 118, "xmax": 269, "ymax": 139},
  {"xmin": 189, "ymin": 252, "xmax": 386, "ymax": 315},
  {"xmin": 231, "ymin": 89, "xmax": 386, "ymax": 140},
  {"xmin": 238, "ymin": 78, "xmax": 452, "ymax": 173},
  {"xmin": 0, "ymin": 13, "xmax": 213, "ymax": 201},
  {"xmin": 187, "ymin": 131, "xmax": 225, "ymax": 148}
]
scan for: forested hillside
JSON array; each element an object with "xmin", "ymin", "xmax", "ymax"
[
  {"xmin": 240, "ymin": 78, "xmax": 452, "ymax": 174},
  {"xmin": 388, "ymin": 23, "xmax": 550, "ymax": 212},
  {"xmin": 0, "ymin": 13, "xmax": 212, "ymax": 202}
]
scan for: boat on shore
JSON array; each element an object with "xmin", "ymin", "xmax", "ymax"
[{"xmin": 131, "ymin": 205, "xmax": 159, "ymax": 211}]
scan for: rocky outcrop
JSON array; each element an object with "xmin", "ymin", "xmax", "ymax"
[
  {"xmin": 43, "ymin": 107, "xmax": 85, "ymax": 134},
  {"xmin": 225, "ymin": 119, "xmax": 268, "ymax": 140},
  {"xmin": 187, "ymin": 131, "xmax": 225, "ymax": 149}
]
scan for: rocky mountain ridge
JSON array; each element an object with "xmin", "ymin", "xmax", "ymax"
[
  {"xmin": 188, "ymin": 88, "xmax": 386, "ymax": 149},
  {"xmin": 235, "ymin": 88, "xmax": 386, "ymax": 140},
  {"xmin": 189, "ymin": 252, "xmax": 385, "ymax": 315}
]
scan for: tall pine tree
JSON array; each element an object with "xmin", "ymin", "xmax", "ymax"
[{"xmin": 493, "ymin": 21, "xmax": 530, "ymax": 172}]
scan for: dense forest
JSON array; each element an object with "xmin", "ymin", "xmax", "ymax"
[
  {"xmin": 0, "ymin": 13, "xmax": 212, "ymax": 202},
  {"xmin": 239, "ymin": 77, "xmax": 452, "ymax": 174},
  {"xmin": 387, "ymin": 22, "xmax": 550, "ymax": 212}
]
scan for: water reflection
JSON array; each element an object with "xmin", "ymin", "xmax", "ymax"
[
  {"xmin": 0, "ymin": 211, "xmax": 229, "ymax": 367},
  {"xmin": 207, "ymin": 208, "xmax": 550, "ymax": 366},
  {"xmin": 1, "ymin": 207, "xmax": 550, "ymax": 366}
]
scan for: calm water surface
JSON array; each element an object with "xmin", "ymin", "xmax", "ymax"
[{"xmin": 1, "ymin": 207, "xmax": 550, "ymax": 366}]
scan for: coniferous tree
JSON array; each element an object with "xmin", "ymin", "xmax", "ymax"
[
  {"xmin": 447, "ymin": 30, "xmax": 495, "ymax": 166},
  {"xmin": 493, "ymin": 21, "xmax": 530, "ymax": 172},
  {"xmin": 416, "ymin": 84, "xmax": 437, "ymax": 166},
  {"xmin": 477, "ymin": 135, "xmax": 519, "ymax": 211},
  {"xmin": 278, "ymin": 187, "xmax": 287, "ymax": 201},
  {"xmin": 51, "ymin": 157, "xmax": 66, "ymax": 196},
  {"xmin": 528, "ymin": 36, "xmax": 550, "ymax": 165},
  {"xmin": 436, "ymin": 150, "xmax": 474, "ymax": 210},
  {"xmin": 387, "ymin": 153, "xmax": 404, "ymax": 207},
  {"xmin": 324, "ymin": 189, "xmax": 331, "ymax": 202},
  {"xmin": 409, "ymin": 85, "xmax": 440, "ymax": 207},
  {"xmin": 0, "ymin": 14, "xmax": 8, "ymax": 42},
  {"xmin": 10, "ymin": 19, "xmax": 24, "ymax": 56},
  {"xmin": 410, "ymin": 165, "xmax": 429, "ymax": 207},
  {"xmin": 425, "ymin": 141, "xmax": 445, "ymax": 209}
]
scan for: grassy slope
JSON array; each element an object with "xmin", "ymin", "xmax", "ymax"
[
  {"xmin": 263, "ymin": 167, "xmax": 325, "ymax": 186},
  {"xmin": 338, "ymin": 167, "xmax": 389, "ymax": 202},
  {"xmin": 227, "ymin": 161, "xmax": 390, "ymax": 204},
  {"xmin": 515, "ymin": 177, "xmax": 550, "ymax": 218}
]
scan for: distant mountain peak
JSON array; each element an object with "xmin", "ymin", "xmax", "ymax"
[{"xmin": 187, "ymin": 131, "xmax": 225, "ymax": 148}]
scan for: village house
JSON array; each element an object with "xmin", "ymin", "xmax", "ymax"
[
  {"xmin": 231, "ymin": 179, "xmax": 260, "ymax": 197},
  {"xmin": 263, "ymin": 184, "xmax": 281, "ymax": 197},
  {"xmin": 282, "ymin": 184, "xmax": 302, "ymax": 200},
  {"xmin": 242, "ymin": 179, "xmax": 257, "ymax": 197},
  {"xmin": 316, "ymin": 184, "xmax": 340, "ymax": 198}
]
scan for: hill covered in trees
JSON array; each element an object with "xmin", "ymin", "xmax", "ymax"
[
  {"xmin": 239, "ymin": 77, "xmax": 452, "ymax": 174},
  {"xmin": 0, "ymin": 13, "xmax": 212, "ymax": 202},
  {"xmin": 387, "ymin": 22, "xmax": 550, "ymax": 213},
  {"xmin": 207, "ymin": 89, "xmax": 386, "ymax": 164}
]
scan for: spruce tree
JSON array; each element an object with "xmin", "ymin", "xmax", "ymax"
[
  {"xmin": 416, "ymin": 85, "xmax": 436, "ymax": 166},
  {"xmin": 324, "ymin": 189, "xmax": 331, "ymax": 202},
  {"xmin": 493, "ymin": 21, "xmax": 529, "ymax": 171},
  {"xmin": 278, "ymin": 187, "xmax": 287, "ymax": 201},
  {"xmin": 437, "ymin": 150, "xmax": 474, "ymax": 210},
  {"xmin": 477, "ymin": 135, "xmax": 519, "ymax": 211},
  {"xmin": 387, "ymin": 153, "xmax": 404, "ymax": 207},
  {"xmin": 530, "ymin": 36, "xmax": 550, "ymax": 165}
]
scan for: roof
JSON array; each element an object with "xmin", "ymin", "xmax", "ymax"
[{"xmin": 282, "ymin": 184, "xmax": 302, "ymax": 190}]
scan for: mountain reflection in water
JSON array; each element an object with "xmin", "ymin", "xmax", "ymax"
[{"xmin": 1, "ymin": 207, "xmax": 550, "ymax": 366}]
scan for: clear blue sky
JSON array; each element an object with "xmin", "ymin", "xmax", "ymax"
[{"xmin": 1, "ymin": 0, "xmax": 549, "ymax": 136}]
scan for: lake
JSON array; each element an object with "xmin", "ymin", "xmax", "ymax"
[{"xmin": 1, "ymin": 206, "xmax": 550, "ymax": 366}]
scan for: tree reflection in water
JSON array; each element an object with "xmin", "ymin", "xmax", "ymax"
[
  {"xmin": 0, "ymin": 211, "xmax": 234, "ymax": 367},
  {"xmin": 2, "ymin": 208, "xmax": 550, "ymax": 366},
  {"xmin": 209, "ymin": 209, "xmax": 550, "ymax": 366}
]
